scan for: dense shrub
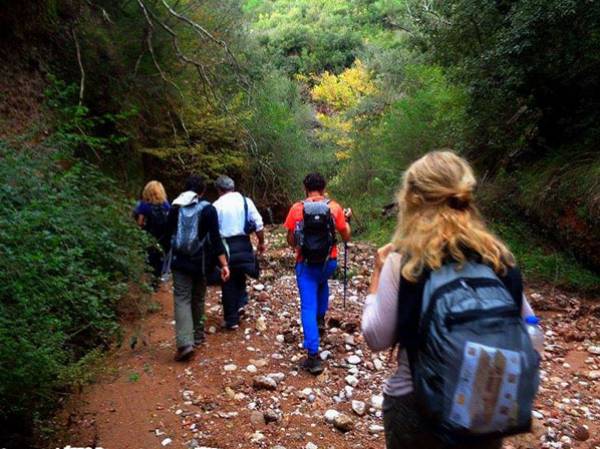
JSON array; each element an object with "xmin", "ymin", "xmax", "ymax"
[
  {"xmin": 245, "ymin": 73, "xmax": 338, "ymax": 203},
  {"xmin": 0, "ymin": 142, "xmax": 147, "ymax": 437},
  {"xmin": 331, "ymin": 64, "xmax": 467, "ymax": 231}
]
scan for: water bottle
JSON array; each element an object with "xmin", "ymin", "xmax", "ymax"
[{"xmin": 525, "ymin": 316, "xmax": 544, "ymax": 355}]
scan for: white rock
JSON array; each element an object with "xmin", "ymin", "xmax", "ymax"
[
  {"xmin": 347, "ymin": 355, "xmax": 361, "ymax": 365},
  {"xmin": 532, "ymin": 410, "xmax": 544, "ymax": 419},
  {"xmin": 305, "ymin": 443, "xmax": 318, "ymax": 449},
  {"xmin": 301, "ymin": 387, "xmax": 313, "ymax": 397},
  {"xmin": 324, "ymin": 409, "xmax": 340, "ymax": 423},
  {"xmin": 371, "ymin": 394, "xmax": 384, "ymax": 410},
  {"xmin": 256, "ymin": 316, "xmax": 267, "ymax": 332},
  {"xmin": 368, "ymin": 424, "xmax": 384, "ymax": 434},
  {"xmin": 373, "ymin": 358, "xmax": 384, "ymax": 371},
  {"xmin": 320, "ymin": 350, "xmax": 331, "ymax": 360},
  {"xmin": 276, "ymin": 334, "xmax": 285, "ymax": 343},
  {"xmin": 586, "ymin": 370, "xmax": 600, "ymax": 380},
  {"xmin": 224, "ymin": 364, "xmax": 237, "ymax": 372},
  {"xmin": 345, "ymin": 375, "xmax": 359, "ymax": 387},
  {"xmin": 344, "ymin": 385, "xmax": 354, "ymax": 398},
  {"xmin": 268, "ymin": 372, "xmax": 286, "ymax": 384},
  {"xmin": 352, "ymin": 400, "xmax": 366, "ymax": 416},
  {"xmin": 588, "ymin": 346, "xmax": 600, "ymax": 355},
  {"xmin": 246, "ymin": 364, "xmax": 258, "ymax": 373},
  {"xmin": 254, "ymin": 283, "xmax": 265, "ymax": 291},
  {"xmin": 250, "ymin": 431, "xmax": 265, "ymax": 443},
  {"xmin": 161, "ymin": 438, "xmax": 173, "ymax": 446},
  {"xmin": 207, "ymin": 326, "xmax": 217, "ymax": 334}
]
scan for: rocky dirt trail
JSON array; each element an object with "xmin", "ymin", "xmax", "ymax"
[{"xmin": 53, "ymin": 227, "xmax": 599, "ymax": 449}]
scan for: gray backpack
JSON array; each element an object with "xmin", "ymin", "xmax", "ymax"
[
  {"xmin": 172, "ymin": 199, "xmax": 209, "ymax": 257},
  {"xmin": 413, "ymin": 262, "xmax": 539, "ymax": 440}
]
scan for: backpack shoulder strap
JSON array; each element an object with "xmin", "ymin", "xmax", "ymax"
[{"xmin": 396, "ymin": 264, "xmax": 428, "ymax": 364}]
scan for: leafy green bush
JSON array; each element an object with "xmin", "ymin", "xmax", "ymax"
[
  {"xmin": 491, "ymin": 218, "xmax": 599, "ymax": 294},
  {"xmin": 245, "ymin": 73, "xmax": 338, "ymax": 202},
  {"xmin": 332, "ymin": 64, "xmax": 467, "ymax": 233},
  {"xmin": 0, "ymin": 142, "xmax": 147, "ymax": 435}
]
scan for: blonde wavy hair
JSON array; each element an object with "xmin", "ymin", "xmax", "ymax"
[
  {"xmin": 392, "ymin": 150, "xmax": 515, "ymax": 282},
  {"xmin": 142, "ymin": 181, "xmax": 167, "ymax": 205}
]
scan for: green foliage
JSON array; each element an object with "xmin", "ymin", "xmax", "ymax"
[
  {"xmin": 332, "ymin": 64, "xmax": 467, "ymax": 230},
  {"xmin": 44, "ymin": 74, "xmax": 136, "ymax": 158},
  {"xmin": 406, "ymin": 0, "xmax": 600, "ymax": 202},
  {"xmin": 246, "ymin": 0, "xmax": 402, "ymax": 75},
  {"xmin": 245, "ymin": 73, "xmax": 338, "ymax": 202},
  {"xmin": 0, "ymin": 142, "xmax": 147, "ymax": 431},
  {"xmin": 491, "ymin": 219, "xmax": 599, "ymax": 294}
]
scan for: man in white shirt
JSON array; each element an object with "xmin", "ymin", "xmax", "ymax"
[{"xmin": 213, "ymin": 175, "xmax": 266, "ymax": 329}]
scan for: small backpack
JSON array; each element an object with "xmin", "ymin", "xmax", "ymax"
[
  {"xmin": 172, "ymin": 199, "xmax": 209, "ymax": 259},
  {"xmin": 145, "ymin": 204, "xmax": 169, "ymax": 242},
  {"xmin": 296, "ymin": 199, "xmax": 336, "ymax": 264},
  {"xmin": 413, "ymin": 262, "xmax": 540, "ymax": 441}
]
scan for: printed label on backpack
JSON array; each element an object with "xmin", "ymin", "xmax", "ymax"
[{"xmin": 449, "ymin": 342, "xmax": 521, "ymax": 433}]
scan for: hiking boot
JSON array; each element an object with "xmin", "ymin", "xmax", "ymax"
[
  {"xmin": 193, "ymin": 334, "xmax": 205, "ymax": 348},
  {"xmin": 301, "ymin": 353, "xmax": 324, "ymax": 375},
  {"xmin": 317, "ymin": 315, "xmax": 326, "ymax": 339},
  {"xmin": 221, "ymin": 321, "xmax": 239, "ymax": 331},
  {"xmin": 174, "ymin": 345, "xmax": 194, "ymax": 362}
]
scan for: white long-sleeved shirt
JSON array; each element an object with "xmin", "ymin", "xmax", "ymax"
[
  {"xmin": 361, "ymin": 253, "xmax": 534, "ymax": 397},
  {"xmin": 213, "ymin": 191, "xmax": 264, "ymax": 238}
]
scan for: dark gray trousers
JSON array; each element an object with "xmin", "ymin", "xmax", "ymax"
[
  {"xmin": 172, "ymin": 270, "xmax": 206, "ymax": 348},
  {"xmin": 383, "ymin": 393, "xmax": 503, "ymax": 449}
]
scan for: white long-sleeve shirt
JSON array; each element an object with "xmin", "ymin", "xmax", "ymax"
[{"xmin": 213, "ymin": 191, "xmax": 264, "ymax": 238}]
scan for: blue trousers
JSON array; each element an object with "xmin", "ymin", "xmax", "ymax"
[{"xmin": 295, "ymin": 260, "xmax": 338, "ymax": 355}]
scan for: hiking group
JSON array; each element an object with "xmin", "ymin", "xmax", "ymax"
[{"xmin": 133, "ymin": 150, "xmax": 541, "ymax": 449}]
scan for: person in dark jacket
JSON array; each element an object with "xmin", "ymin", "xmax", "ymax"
[
  {"xmin": 213, "ymin": 175, "xmax": 265, "ymax": 329},
  {"xmin": 133, "ymin": 180, "xmax": 170, "ymax": 290},
  {"xmin": 165, "ymin": 175, "xmax": 230, "ymax": 361}
]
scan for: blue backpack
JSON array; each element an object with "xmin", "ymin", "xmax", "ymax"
[{"xmin": 413, "ymin": 262, "xmax": 540, "ymax": 441}]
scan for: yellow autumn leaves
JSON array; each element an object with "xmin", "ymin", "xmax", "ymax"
[{"xmin": 308, "ymin": 60, "xmax": 376, "ymax": 160}]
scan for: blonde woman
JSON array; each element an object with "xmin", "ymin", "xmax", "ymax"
[
  {"xmin": 134, "ymin": 181, "xmax": 171, "ymax": 288},
  {"xmin": 362, "ymin": 151, "xmax": 534, "ymax": 449}
]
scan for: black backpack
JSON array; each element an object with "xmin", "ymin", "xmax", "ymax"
[
  {"xmin": 297, "ymin": 199, "xmax": 336, "ymax": 264},
  {"xmin": 144, "ymin": 204, "xmax": 169, "ymax": 243}
]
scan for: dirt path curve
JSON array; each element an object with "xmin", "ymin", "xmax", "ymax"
[{"xmin": 53, "ymin": 228, "xmax": 600, "ymax": 449}]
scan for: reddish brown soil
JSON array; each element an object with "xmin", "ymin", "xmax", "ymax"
[
  {"xmin": 51, "ymin": 284, "xmax": 384, "ymax": 449},
  {"xmin": 49, "ymin": 232, "xmax": 600, "ymax": 449}
]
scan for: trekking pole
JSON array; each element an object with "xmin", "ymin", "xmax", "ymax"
[
  {"xmin": 343, "ymin": 240, "xmax": 348, "ymax": 309},
  {"xmin": 342, "ymin": 209, "xmax": 351, "ymax": 309}
]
